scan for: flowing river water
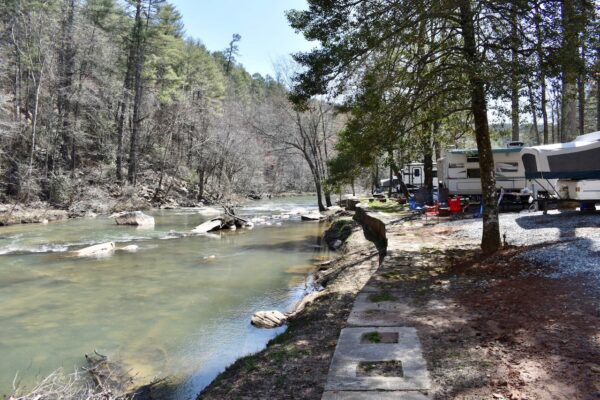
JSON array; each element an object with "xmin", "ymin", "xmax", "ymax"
[{"xmin": 0, "ymin": 197, "xmax": 329, "ymax": 399}]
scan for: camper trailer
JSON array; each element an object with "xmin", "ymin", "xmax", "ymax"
[
  {"xmin": 437, "ymin": 144, "xmax": 555, "ymax": 197},
  {"xmin": 521, "ymin": 131, "xmax": 600, "ymax": 202},
  {"xmin": 380, "ymin": 162, "xmax": 438, "ymax": 191}
]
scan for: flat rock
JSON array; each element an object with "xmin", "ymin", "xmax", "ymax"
[
  {"xmin": 114, "ymin": 211, "xmax": 155, "ymax": 226},
  {"xmin": 301, "ymin": 213, "xmax": 325, "ymax": 221},
  {"xmin": 192, "ymin": 219, "xmax": 223, "ymax": 233},
  {"xmin": 73, "ymin": 242, "xmax": 115, "ymax": 257},
  {"xmin": 251, "ymin": 310, "xmax": 287, "ymax": 328}
]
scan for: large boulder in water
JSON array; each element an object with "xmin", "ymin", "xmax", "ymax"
[{"xmin": 114, "ymin": 211, "xmax": 155, "ymax": 226}]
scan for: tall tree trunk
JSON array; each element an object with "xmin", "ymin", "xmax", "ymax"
[
  {"xmin": 127, "ymin": 0, "xmax": 146, "ymax": 185},
  {"xmin": 57, "ymin": 0, "xmax": 76, "ymax": 169},
  {"xmin": 116, "ymin": 37, "xmax": 136, "ymax": 183},
  {"xmin": 528, "ymin": 83, "xmax": 541, "ymax": 144},
  {"xmin": 541, "ymin": 79, "xmax": 549, "ymax": 143},
  {"xmin": 389, "ymin": 158, "xmax": 410, "ymax": 198},
  {"xmin": 29, "ymin": 69, "xmax": 42, "ymax": 171},
  {"xmin": 510, "ymin": 2, "xmax": 520, "ymax": 142},
  {"xmin": 577, "ymin": 44, "xmax": 586, "ymax": 135},
  {"xmin": 459, "ymin": 0, "xmax": 501, "ymax": 254},
  {"xmin": 534, "ymin": 1, "xmax": 550, "ymax": 144},
  {"xmin": 197, "ymin": 167, "xmax": 205, "ymax": 200},
  {"xmin": 560, "ymin": 0, "xmax": 580, "ymax": 142},
  {"xmin": 422, "ymin": 127, "xmax": 434, "ymax": 204}
]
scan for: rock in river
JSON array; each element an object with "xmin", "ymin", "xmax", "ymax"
[
  {"xmin": 301, "ymin": 213, "xmax": 325, "ymax": 221},
  {"xmin": 73, "ymin": 242, "xmax": 115, "ymax": 257},
  {"xmin": 251, "ymin": 310, "xmax": 287, "ymax": 328},
  {"xmin": 192, "ymin": 219, "xmax": 223, "ymax": 234},
  {"xmin": 114, "ymin": 211, "xmax": 155, "ymax": 226}
]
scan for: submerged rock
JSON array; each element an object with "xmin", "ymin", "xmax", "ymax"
[
  {"xmin": 73, "ymin": 242, "xmax": 115, "ymax": 257},
  {"xmin": 301, "ymin": 213, "xmax": 325, "ymax": 221},
  {"xmin": 251, "ymin": 310, "xmax": 287, "ymax": 328},
  {"xmin": 113, "ymin": 211, "xmax": 155, "ymax": 226},
  {"xmin": 119, "ymin": 244, "xmax": 139, "ymax": 252}
]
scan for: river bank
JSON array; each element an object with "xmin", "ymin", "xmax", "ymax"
[
  {"xmin": 199, "ymin": 205, "xmax": 600, "ymax": 399},
  {"xmin": 0, "ymin": 197, "xmax": 337, "ymax": 399},
  {"xmin": 198, "ymin": 219, "xmax": 381, "ymax": 399}
]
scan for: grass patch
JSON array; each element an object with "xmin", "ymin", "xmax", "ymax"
[
  {"xmin": 268, "ymin": 329, "xmax": 293, "ymax": 346},
  {"xmin": 363, "ymin": 200, "xmax": 408, "ymax": 213},
  {"xmin": 362, "ymin": 331, "xmax": 381, "ymax": 343},
  {"xmin": 272, "ymin": 346, "xmax": 310, "ymax": 364},
  {"xmin": 368, "ymin": 291, "xmax": 398, "ymax": 302},
  {"xmin": 242, "ymin": 355, "xmax": 258, "ymax": 371}
]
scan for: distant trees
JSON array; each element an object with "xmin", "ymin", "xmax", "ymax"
[
  {"xmin": 0, "ymin": 1, "xmax": 320, "ymax": 206},
  {"xmin": 250, "ymin": 64, "xmax": 340, "ymax": 211}
]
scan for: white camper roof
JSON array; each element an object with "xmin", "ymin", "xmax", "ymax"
[
  {"xmin": 521, "ymin": 131, "xmax": 600, "ymax": 179},
  {"xmin": 525, "ymin": 131, "xmax": 600, "ymax": 153}
]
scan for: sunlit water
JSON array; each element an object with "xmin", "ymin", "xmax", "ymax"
[{"xmin": 0, "ymin": 197, "xmax": 328, "ymax": 399}]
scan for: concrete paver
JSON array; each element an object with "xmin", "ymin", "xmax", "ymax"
[
  {"xmin": 347, "ymin": 292, "xmax": 414, "ymax": 326},
  {"xmin": 324, "ymin": 327, "xmax": 431, "ymax": 392},
  {"xmin": 322, "ymin": 390, "xmax": 430, "ymax": 399}
]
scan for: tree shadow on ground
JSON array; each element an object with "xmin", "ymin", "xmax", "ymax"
[{"xmin": 366, "ymin": 244, "xmax": 600, "ymax": 400}]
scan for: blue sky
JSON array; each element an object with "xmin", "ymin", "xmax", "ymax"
[{"xmin": 169, "ymin": 0, "xmax": 315, "ymax": 77}]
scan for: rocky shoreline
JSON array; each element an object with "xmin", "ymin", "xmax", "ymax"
[{"xmin": 198, "ymin": 211, "xmax": 383, "ymax": 399}]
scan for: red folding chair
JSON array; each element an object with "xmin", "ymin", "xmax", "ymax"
[{"xmin": 449, "ymin": 197, "xmax": 467, "ymax": 218}]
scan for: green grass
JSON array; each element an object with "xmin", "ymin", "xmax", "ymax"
[
  {"xmin": 368, "ymin": 291, "xmax": 398, "ymax": 302},
  {"xmin": 362, "ymin": 199, "xmax": 408, "ymax": 213},
  {"xmin": 363, "ymin": 331, "xmax": 382, "ymax": 343},
  {"xmin": 268, "ymin": 329, "xmax": 293, "ymax": 345},
  {"xmin": 242, "ymin": 355, "xmax": 258, "ymax": 371}
]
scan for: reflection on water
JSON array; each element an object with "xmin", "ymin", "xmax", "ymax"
[{"xmin": 0, "ymin": 197, "xmax": 328, "ymax": 399}]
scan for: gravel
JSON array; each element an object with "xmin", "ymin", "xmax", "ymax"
[{"xmin": 444, "ymin": 210, "xmax": 600, "ymax": 280}]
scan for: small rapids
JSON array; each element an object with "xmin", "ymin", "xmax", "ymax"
[{"xmin": 0, "ymin": 196, "xmax": 329, "ymax": 399}]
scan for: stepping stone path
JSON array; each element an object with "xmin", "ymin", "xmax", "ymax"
[{"xmin": 322, "ymin": 217, "xmax": 432, "ymax": 399}]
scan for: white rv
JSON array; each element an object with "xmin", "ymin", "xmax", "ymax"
[
  {"xmin": 521, "ymin": 131, "xmax": 600, "ymax": 202},
  {"xmin": 380, "ymin": 162, "xmax": 438, "ymax": 190},
  {"xmin": 437, "ymin": 144, "xmax": 555, "ymax": 197}
]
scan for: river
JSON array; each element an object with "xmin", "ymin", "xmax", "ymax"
[{"xmin": 0, "ymin": 197, "xmax": 328, "ymax": 399}]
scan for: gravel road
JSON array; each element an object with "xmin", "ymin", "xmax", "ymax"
[{"xmin": 444, "ymin": 210, "xmax": 600, "ymax": 280}]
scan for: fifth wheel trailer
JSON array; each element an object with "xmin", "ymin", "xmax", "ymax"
[{"xmin": 437, "ymin": 145, "xmax": 555, "ymax": 197}]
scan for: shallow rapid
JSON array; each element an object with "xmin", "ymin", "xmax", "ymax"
[{"xmin": 0, "ymin": 197, "xmax": 328, "ymax": 399}]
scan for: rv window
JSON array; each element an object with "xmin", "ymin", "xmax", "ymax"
[
  {"xmin": 495, "ymin": 162, "xmax": 519, "ymax": 173},
  {"xmin": 467, "ymin": 168, "xmax": 481, "ymax": 178},
  {"xmin": 449, "ymin": 163, "xmax": 464, "ymax": 168},
  {"xmin": 413, "ymin": 168, "xmax": 420, "ymax": 177},
  {"xmin": 466, "ymin": 156, "xmax": 479, "ymax": 163}
]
